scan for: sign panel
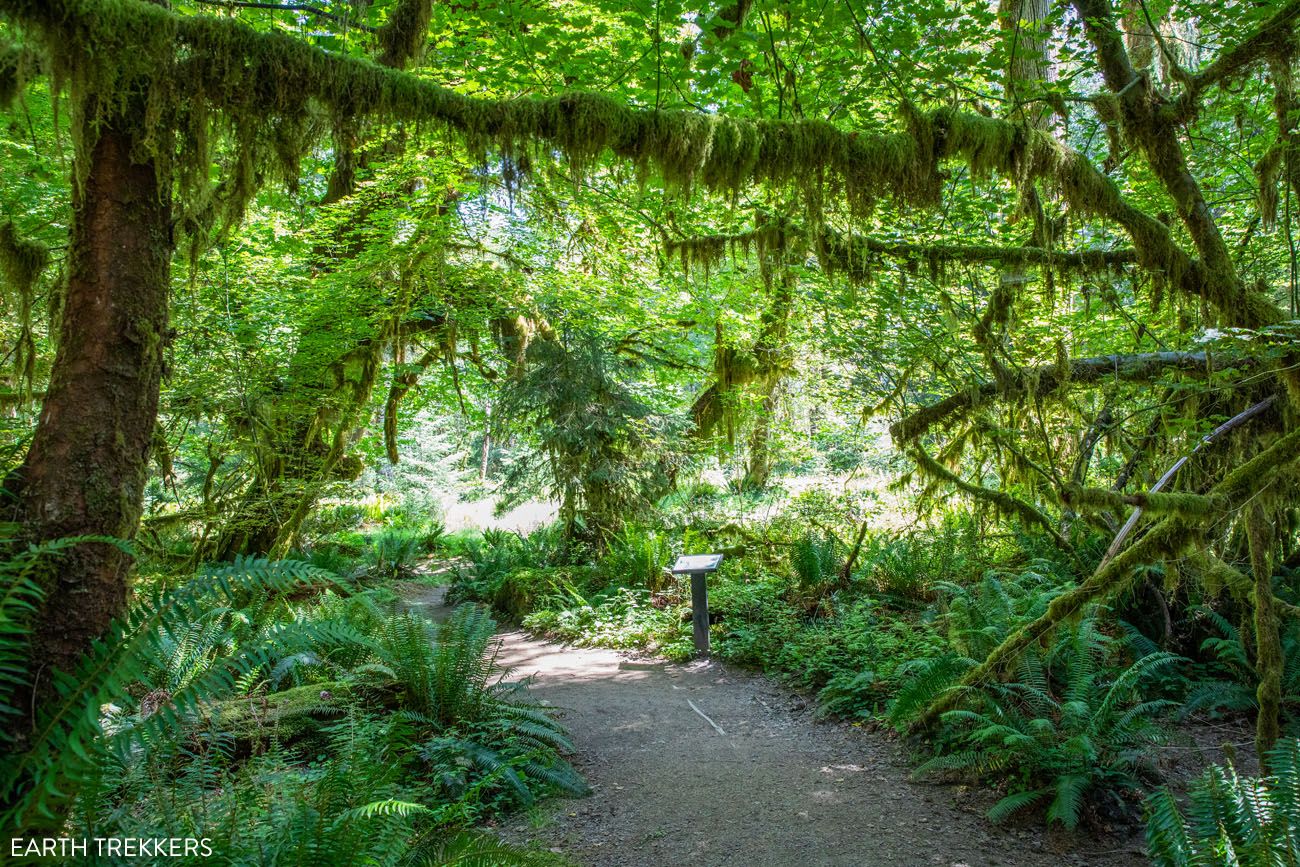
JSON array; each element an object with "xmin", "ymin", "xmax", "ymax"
[{"xmin": 670, "ymin": 553, "xmax": 723, "ymax": 574}]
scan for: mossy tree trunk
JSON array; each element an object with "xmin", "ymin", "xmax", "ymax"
[
  {"xmin": 7, "ymin": 96, "xmax": 172, "ymax": 733},
  {"xmin": 1249, "ymin": 503, "xmax": 1284, "ymax": 764},
  {"xmin": 742, "ymin": 382, "xmax": 778, "ymax": 491}
]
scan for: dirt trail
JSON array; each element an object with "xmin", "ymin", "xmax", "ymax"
[{"xmin": 403, "ymin": 585, "xmax": 1148, "ymax": 867}]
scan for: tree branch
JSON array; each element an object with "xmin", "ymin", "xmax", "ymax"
[
  {"xmin": 912, "ymin": 420, "xmax": 1300, "ymax": 732},
  {"xmin": 909, "ymin": 443, "xmax": 1073, "ymax": 552},
  {"xmin": 665, "ymin": 222, "xmax": 1138, "ymax": 278},
  {"xmin": 5, "ymin": 0, "xmax": 1282, "ymax": 328},
  {"xmin": 890, "ymin": 350, "xmax": 1255, "ymax": 444},
  {"xmin": 190, "ymin": 0, "xmax": 378, "ymax": 33},
  {"xmin": 1073, "ymin": 0, "xmax": 1276, "ymax": 329},
  {"xmin": 1167, "ymin": 0, "xmax": 1300, "ymax": 124}
]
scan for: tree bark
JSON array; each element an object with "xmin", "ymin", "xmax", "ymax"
[{"xmin": 10, "ymin": 103, "xmax": 172, "ymax": 726}]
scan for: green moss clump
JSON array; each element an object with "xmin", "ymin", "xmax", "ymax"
[
  {"xmin": 377, "ymin": 0, "xmax": 433, "ymax": 70},
  {"xmin": 1062, "ymin": 484, "xmax": 1222, "ymax": 519},
  {"xmin": 0, "ymin": 220, "xmax": 50, "ymax": 295}
]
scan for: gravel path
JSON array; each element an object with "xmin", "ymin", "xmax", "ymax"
[{"xmin": 403, "ymin": 584, "xmax": 1149, "ymax": 867}]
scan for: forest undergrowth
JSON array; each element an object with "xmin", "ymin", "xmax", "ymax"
[{"xmin": 442, "ymin": 483, "xmax": 1300, "ymax": 855}]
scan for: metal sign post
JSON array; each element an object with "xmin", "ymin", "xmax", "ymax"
[{"xmin": 670, "ymin": 554, "xmax": 723, "ymax": 655}]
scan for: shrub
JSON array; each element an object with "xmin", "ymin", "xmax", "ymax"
[
  {"xmin": 525, "ymin": 588, "xmax": 692, "ymax": 661},
  {"xmin": 366, "ymin": 527, "xmax": 426, "ymax": 580},
  {"xmin": 2, "ymin": 541, "xmax": 583, "ymax": 860},
  {"xmin": 1181, "ymin": 606, "xmax": 1300, "ymax": 729}
]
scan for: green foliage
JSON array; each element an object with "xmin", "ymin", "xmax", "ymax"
[
  {"xmin": 1, "ymin": 533, "xmax": 583, "ymax": 858},
  {"xmin": 525, "ymin": 588, "xmax": 694, "ymax": 661},
  {"xmin": 597, "ymin": 524, "xmax": 673, "ymax": 591},
  {"xmin": 856, "ymin": 514, "xmax": 992, "ymax": 600},
  {"xmin": 1146, "ymin": 738, "xmax": 1300, "ymax": 867},
  {"xmin": 4, "ymin": 553, "xmax": 350, "ymax": 832},
  {"xmin": 789, "ymin": 531, "xmax": 842, "ymax": 591},
  {"xmin": 1181, "ymin": 606, "xmax": 1300, "ymax": 729},
  {"xmin": 408, "ymin": 832, "xmax": 572, "ymax": 866},
  {"xmin": 449, "ymin": 525, "xmax": 587, "ymax": 620},
  {"xmin": 5, "ymin": 0, "xmax": 1300, "ymax": 847}
]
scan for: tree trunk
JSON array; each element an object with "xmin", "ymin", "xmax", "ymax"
[
  {"xmin": 11, "ymin": 104, "xmax": 172, "ymax": 722},
  {"xmin": 742, "ymin": 383, "xmax": 778, "ymax": 491},
  {"xmin": 1249, "ymin": 503, "xmax": 1283, "ymax": 765}
]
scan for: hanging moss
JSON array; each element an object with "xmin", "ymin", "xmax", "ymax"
[
  {"xmin": 1190, "ymin": 551, "xmax": 1253, "ymax": 600},
  {"xmin": 1256, "ymin": 143, "xmax": 1285, "ymax": 230},
  {"xmin": 376, "ymin": 0, "xmax": 433, "ymax": 70},
  {"xmin": 668, "ymin": 219, "xmax": 1137, "ymax": 287},
  {"xmin": 891, "ymin": 350, "xmax": 1247, "ymax": 444},
  {"xmin": 3, "ymin": 0, "xmax": 946, "ymax": 227},
  {"xmin": 0, "ymin": 220, "xmax": 49, "ymax": 294},
  {"xmin": 0, "ymin": 39, "xmax": 24, "ymax": 105},
  {"xmin": 712, "ymin": 0, "xmax": 753, "ymax": 41},
  {"xmin": 6, "ymin": 0, "xmax": 1287, "ymax": 332},
  {"xmin": 665, "ymin": 222, "xmax": 792, "ymax": 279}
]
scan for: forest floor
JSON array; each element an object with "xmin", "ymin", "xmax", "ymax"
[{"xmin": 402, "ymin": 581, "xmax": 1152, "ymax": 867}]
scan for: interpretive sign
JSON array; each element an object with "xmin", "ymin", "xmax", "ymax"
[{"xmin": 669, "ymin": 553, "xmax": 723, "ymax": 653}]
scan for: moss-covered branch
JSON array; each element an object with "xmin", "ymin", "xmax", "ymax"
[
  {"xmin": 1167, "ymin": 0, "xmax": 1300, "ymax": 124},
  {"xmin": 819, "ymin": 230, "xmax": 1137, "ymax": 279},
  {"xmin": 890, "ymin": 350, "xmax": 1253, "ymax": 443},
  {"xmin": 1, "ymin": 0, "xmax": 942, "ymax": 217},
  {"xmin": 909, "ymin": 443, "xmax": 1072, "ymax": 551},
  {"xmin": 1060, "ymin": 483, "xmax": 1221, "ymax": 519},
  {"xmin": 910, "ymin": 422, "xmax": 1300, "ymax": 732},
  {"xmin": 1073, "ymin": 0, "xmax": 1279, "ymax": 329},
  {"xmin": 2, "ymin": 0, "xmax": 1272, "ymax": 334},
  {"xmin": 1249, "ymin": 503, "xmax": 1284, "ymax": 762},
  {"xmin": 665, "ymin": 221, "xmax": 1138, "ymax": 282},
  {"xmin": 384, "ymin": 344, "xmax": 442, "ymax": 465}
]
